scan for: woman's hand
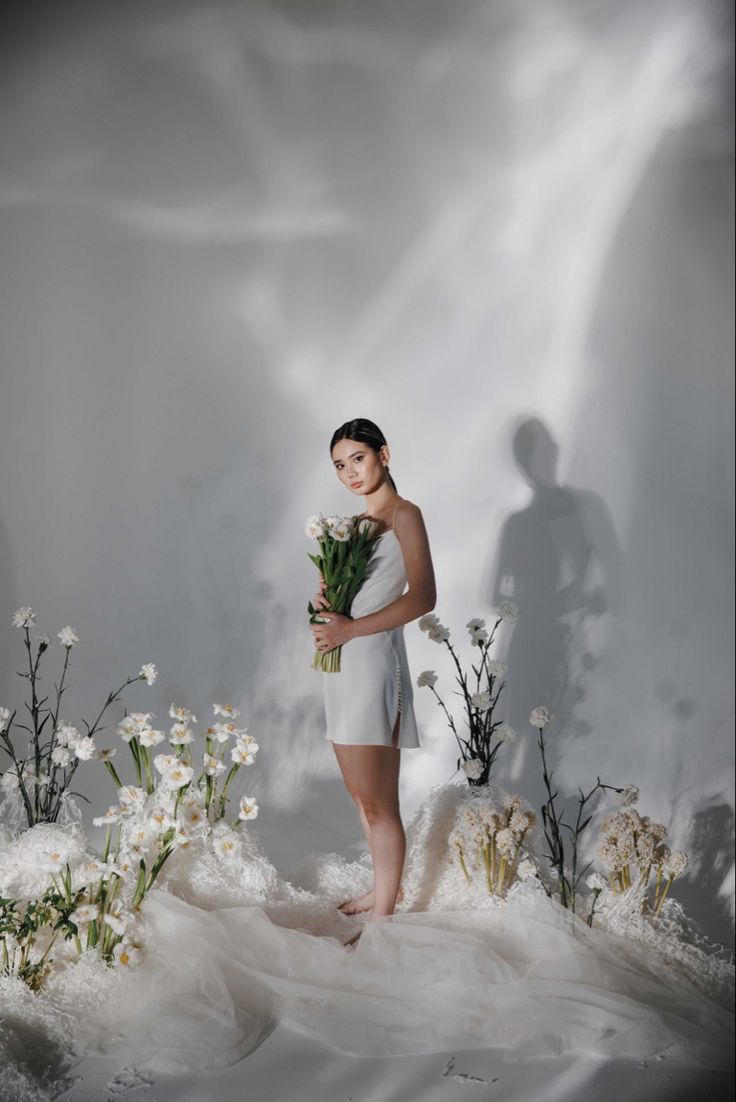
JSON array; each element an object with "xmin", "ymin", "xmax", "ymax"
[
  {"xmin": 312, "ymin": 576, "xmax": 331, "ymax": 612},
  {"xmin": 310, "ymin": 611, "xmax": 355, "ymax": 653}
]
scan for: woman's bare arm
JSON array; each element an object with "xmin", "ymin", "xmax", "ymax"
[{"xmin": 349, "ymin": 501, "xmax": 436, "ymax": 638}]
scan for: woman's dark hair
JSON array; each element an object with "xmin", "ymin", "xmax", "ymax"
[{"xmin": 330, "ymin": 418, "xmax": 398, "ymax": 492}]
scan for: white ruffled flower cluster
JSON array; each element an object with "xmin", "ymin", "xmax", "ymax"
[
  {"xmin": 495, "ymin": 600, "xmax": 518, "ymax": 623},
  {"xmin": 12, "ymin": 606, "xmax": 36, "ymax": 629},
  {"xmin": 466, "ymin": 617, "xmax": 488, "ymax": 647},
  {"xmin": 529, "ymin": 706, "xmax": 553, "ymax": 729},
  {"xmin": 305, "ymin": 513, "xmax": 377, "ymax": 542},
  {"xmin": 418, "ymin": 612, "xmax": 450, "ymax": 643},
  {"xmin": 596, "ymin": 800, "xmax": 689, "ymax": 918},
  {"xmin": 415, "ymin": 670, "xmax": 438, "ymax": 689},
  {"xmin": 449, "ymin": 793, "xmax": 539, "ymax": 896}
]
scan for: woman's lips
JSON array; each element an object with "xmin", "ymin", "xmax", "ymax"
[{"xmin": 350, "ymin": 481, "xmax": 362, "ymax": 488}]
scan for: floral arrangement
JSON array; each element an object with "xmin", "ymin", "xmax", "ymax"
[
  {"xmin": 448, "ymin": 792, "xmax": 538, "ymax": 896},
  {"xmin": 1, "ymin": 607, "xmax": 260, "ymax": 991},
  {"xmin": 595, "ymin": 801, "xmax": 689, "ymax": 919},
  {"xmin": 304, "ymin": 512, "xmax": 381, "ymax": 672},
  {"xmin": 414, "ymin": 601, "xmax": 519, "ymax": 786},
  {"xmin": 0, "ymin": 605, "xmax": 158, "ymax": 828}
]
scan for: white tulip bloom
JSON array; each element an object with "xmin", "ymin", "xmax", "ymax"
[{"xmin": 304, "ymin": 514, "xmax": 326, "ymax": 540}]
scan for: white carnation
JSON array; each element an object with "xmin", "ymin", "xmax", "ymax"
[
  {"xmin": 488, "ymin": 659, "xmax": 507, "ymax": 677},
  {"xmin": 0, "ymin": 706, "xmax": 10, "ymax": 733},
  {"xmin": 462, "ymin": 757, "xmax": 484, "ymax": 780},
  {"xmin": 495, "ymin": 724, "xmax": 516, "ymax": 744},
  {"xmin": 516, "ymin": 858, "xmax": 538, "ymax": 882},
  {"xmin": 495, "ymin": 600, "xmax": 518, "ymax": 623},
  {"xmin": 51, "ymin": 746, "xmax": 73, "ymax": 767},
  {"xmin": 529, "ymin": 706, "xmax": 552, "ymax": 729},
  {"xmin": 416, "ymin": 670, "xmax": 438, "ymax": 689},
  {"xmin": 470, "ymin": 691, "xmax": 492, "ymax": 712},
  {"xmin": 139, "ymin": 663, "xmax": 158, "ymax": 685},
  {"xmin": 57, "ymin": 625, "xmax": 79, "ymax": 648},
  {"xmin": 12, "ymin": 606, "xmax": 36, "ymax": 628},
  {"xmin": 74, "ymin": 736, "xmax": 97, "ymax": 761}
]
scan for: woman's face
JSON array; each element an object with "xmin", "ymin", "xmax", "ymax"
[{"xmin": 331, "ymin": 438, "xmax": 388, "ymax": 496}]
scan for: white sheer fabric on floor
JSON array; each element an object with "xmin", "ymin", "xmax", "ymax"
[{"xmin": 1, "ymin": 782, "xmax": 733, "ymax": 1101}]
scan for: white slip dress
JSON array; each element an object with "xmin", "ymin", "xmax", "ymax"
[{"xmin": 322, "ymin": 502, "xmax": 421, "ymax": 749}]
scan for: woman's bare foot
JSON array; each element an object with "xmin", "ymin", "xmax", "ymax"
[{"xmin": 338, "ymin": 885, "xmax": 405, "ymax": 915}]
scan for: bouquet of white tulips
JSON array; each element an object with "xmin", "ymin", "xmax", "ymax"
[{"xmin": 304, "ymin": 512, "xmax": 380, "ymax": 672}]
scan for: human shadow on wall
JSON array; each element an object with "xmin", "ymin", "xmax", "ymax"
[{"xmin": 484, "ymin": 416, "xmax": 625, "ymax": 813}]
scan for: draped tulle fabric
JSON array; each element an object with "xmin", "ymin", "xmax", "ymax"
[{"xmin": 1, "ymin": 783, "xmax": 733, "ymax": 1101}]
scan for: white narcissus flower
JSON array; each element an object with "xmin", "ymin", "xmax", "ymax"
[
  {"xmin": 169, "ymin": 704, "xmax": 196, "ymax": 724},
  {"xmin": 93, "ymin": 806, "xmax": 123, "ymax": 826},
  {"xmin": 586, "ymin": 872, "xmax": 608, "ymax": 891},
  {"xmin": 470, "ymin": 691, "xmax": 492, "ymax": 712},
  {"xmin": 138, "ymin": 728, "xmax": 165, "ymax": 748},
  {"xmin": 0, "ymin": 706, "xmax": 10, "ymax": 733},
  {"xmin": 495, "ymin": 723, "xmax": 516, "ymax": 743},
  {"xmin": 103, "ymin": 911, "xmax": 128, "ymax": 936},
  {"xmin": 529, "ymin": 706, "xmax": 552, "ymax": 729},
  {"xmin": 169, "ymin": 723, "xmax": 194, "ymax": 746},
  {"xmin": 51, "ymin": 746, "xmax": 73, "ymax": 767},
  {"xmin": 70, "ymin": 903, "xmax": 99, "ymax": 927},
  {"xmin": 117, "ymin": 713, "xmax": 153, "ymax": 742},
  {"xmin": 148, "ymin": 806, "xmax": 175, "ymax": 832},
  {"xmin": 74, "ymin": 736, "xmax": 97, "ymax": 760},
  {"xmin": 12, "ymin": 607, "xmax": 36, "ymax": 628},
  {"xmin": 231, "ymin": 743, "xmax": 257, "ymax": 765},
  {"xmin": 113, "ymin": 941, "xmax": 144, "ymax": 969},
  {"xmin": 618, "ymin": 784, "xmax": 640, "ymax": 807},
  {"xmin": 238, "ymin": 796, "xmax": 259, "ymax": 821},
  {"xmin": 207, "ymin": 722, "xmax": 236, "ymax": 743},
  {"xmin": 213, "ymin": 703, "xmax": 240, "ymax": 719},
  {"xmin": 462, "ymin": 757, "xmax": 484, "ymax": 780},
  {"xmin": 495, "ymin": 600, "xmax": 518, "ymax": 623},
  {"xmin": 139, "ymin": 663, "xmax": 158, "ymax": 685},
  {"xmin": 213, "ymin": 830, "xmax": 241, "ymax": 859},
  {"xmin": 416, "ymin": 670, "xmax": 438, "ymax": 688},
  {"xmin": 203, "ymin": 752, "xmax": 226, "ymax": 777},
  {"xmin": 117, "ymin": 785, "xmax": 147, "ymax": 812},
  {"xmin": 162, "ymin": 762, "xmax": 194, "ymax": 789},
  {"xmin": 154, "ymin": 753, "xmax": 178, "ymax": 775},
  {"xmin": 94, "ymin": 747, "xmax": 118, "ymax": 762},
  {"xmin": 305, "ymin": 514, "xmax": 326, "ymax": 540},
  {"xmin": 181, "ymin": 804, "xmax": 207, "ymax": 829},
  {"xmin": 57, "ymin": 625, "xmax": 79, "ymax": 647}
]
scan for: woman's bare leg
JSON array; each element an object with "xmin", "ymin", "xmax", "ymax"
[{"xmin": 332, "ymin": 741, "xmax": 405, "ymax": 920}]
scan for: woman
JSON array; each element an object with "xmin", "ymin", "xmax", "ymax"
[{"xmin": 309, "ymin": 418, "xmax": 436, "ymax": 948}]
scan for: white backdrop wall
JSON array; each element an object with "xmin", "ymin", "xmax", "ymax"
[{"xmin": 1, "ymin": 0, "xmax": 733, "ymax": 948}]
